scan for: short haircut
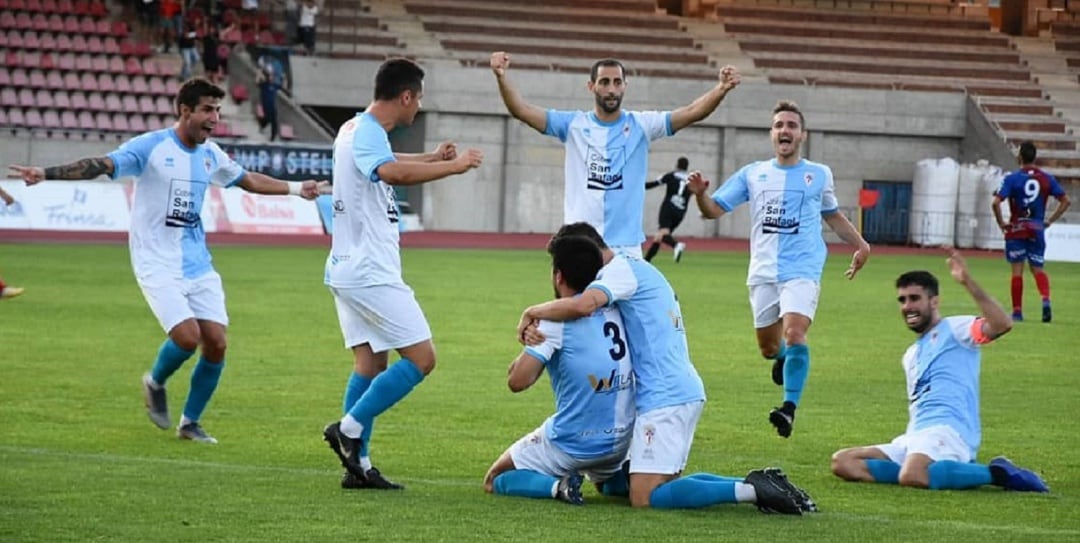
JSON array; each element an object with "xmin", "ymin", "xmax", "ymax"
[
  {"xmin": 590, "ymin": 58, "xmax": 625, "ymax": 82},
  {"xmin": 549, "ymin": 222, "xmax": 608, "ymax": 250},
  {"xmin": 374, "ymin": 58, "xmax": 425, "ymax": 101},
  {"xmin": 549, "ymin": 236, "xmax": 604, "ymax": 293},
  {"xmin": 773, "ymin": 100, "xmax": 805, "ymax": 130},
  {"xmin": 1018, "ymin": 141, "xmax": 1037, "ymax": 164},
  {"xmin": 895, "ymin": 271, "xmax": 939, "ymax": 297},
  {"xmin": 175, "ymin": 77, "xmax": 225, "ymax": 116},
  {"xmin": 676, "ymin": 157, "xmax": 689, "ymax": 170}
]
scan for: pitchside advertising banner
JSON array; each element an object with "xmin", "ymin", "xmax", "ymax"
[
  {"xmin": 1045, "ymin": 224, "xmax": 1080, "ymax": 263},
  {"xmin": 218, "ymin": 142, "xmax": 333, "ymax": 182}
]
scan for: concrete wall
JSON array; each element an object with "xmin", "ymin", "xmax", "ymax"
[{"xmin": 6, "ymin": 57, "xmax": 1035, "ymax": 238}]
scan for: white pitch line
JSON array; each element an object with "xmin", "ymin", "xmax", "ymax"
[{"xmin": 1, "ymin": 445, "xmax": 1075, "ymax": 537}]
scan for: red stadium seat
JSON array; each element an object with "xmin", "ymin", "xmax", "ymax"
[
  {"xmin": 89, "ymin": 0, "xmax": 106, "ymax": 18},
  {"xmin": 124, "ymin": 56, "xmax": 142, "ymax": 75},
  {"xmin": 38, "ymin": 51, "xmax": 54, "ymax": 69},
  {"xmin": 110, "ymin": 21, "xmax": 127, "ymax": 38},
  {"xmin": 4, "ymin": 49, "xmax": 21, "ymax": 67}
]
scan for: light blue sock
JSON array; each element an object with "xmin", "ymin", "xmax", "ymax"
[
  {"xmin": 685, "ymin": 472, "xmax": 744, "ymax": 484},
  {"xmin": 783, "ymin": 343, "xmax": 810, "ymax": 406},
  {"xmin": 182, "ymin": 357, "xmax": 223, "ymax": 422},
  {"xmin": 346, "ymin": 359, "xmax": 424, "ymax": 428},
  {"xmin": 649, "ymin": 476, "xmax": 737, "ymax": 509},
  {"xmin": 601, "ymin": 469, "xmax": 629, "ymax": 497},
  {"xmin": 928, "ymin": 461, "xmax": 992, "ymax": 490},
  {"xmin": 493, "ymin": 470, "xmax": 558, "ymax": 499},
  {"xmin": 343, "ymin": 372, "xmax": 375, "ymax": 456},
  {"xmin": 866, "ymin": 459, "xmax": 901, "ymax": 484},
  {"xmin": 150, "ymin": 338, "xmax": 194, "ymax": 385}
]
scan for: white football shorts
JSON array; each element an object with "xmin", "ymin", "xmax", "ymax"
[
  {"xmin": 749, "ymin": 278, "xmax": 820, "ymax": 328},
  {"xmin": 875, "ymin": 424, "xmax": 973, "ymax": 464},
  {"xmin": 329, "ymin": 283, "xmax": 432, "ymax": 352},
  {"xmin": 509, "ymin": 425, "xmax": 629, "ymax": 484},
  {"xmin": 628, "ymin": 400, "xmax": 704, "ymax": 475},
  {"xmin": 611, "ymin": 244, "xmax": 644, "ymax": 259},
  {"xmin": 138, "ymin": 270, "xmax": 228, "ymax": 333}
]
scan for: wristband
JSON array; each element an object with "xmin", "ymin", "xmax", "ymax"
[{"xmin": 288, "ymin": 182, "xmax": 302, "ymax": 196}]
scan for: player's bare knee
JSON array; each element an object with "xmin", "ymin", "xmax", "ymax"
[
  {"xmin": 169, "ymin": 323, "xmax": 200, "ymax": 351},
  {"xmin": 758, "ymin": 344, "xmax": 781, "ymax": 359},
  {"xmin": 412, "ymin": 355, "xmax": 436, "ymax": 375}
]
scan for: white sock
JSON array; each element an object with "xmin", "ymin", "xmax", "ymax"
[
  {"xmin": 360, "ymin": 456, "xmax": 372, "ymax": 472},
  {"xmin": 734, "ymin": 482, "xmax": 757, "ymax": 503},
  {"xmin": 550, "ymin": 480, "xmax": 560, "ymax": 498},
  {"xmin": 179, "ymin": 415, "xmax": 193, "ymax": 428},
  {"xmin": 339, "ymin": 414, "xmax": 365, "ymax": 439}
]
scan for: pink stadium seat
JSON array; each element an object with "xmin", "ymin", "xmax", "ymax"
[
  {"xmin": 79, "ymin": 18, "xmax": 95, "ymax": 35},
  {"xmin": 137, "ymin": 94, "xmax": 154, "ymax": 114},
  {"xmin": 94, "ymin": 20, "xmax": 109, "ymax": 36},
  {"xmin": 32, "ymin": 13, "xmax": 49, "ymax": 32},
  {"xmin": 11, "ymin": 68, "xmax": 29, "ymax": 87},
  {"xmin": 124, "ymin": 56, "xmax": 142, "ymax": 75},
  {"xmin": 103, "ymin": 36, "xmax": 118, "ymax": 54},
  {"xmin": 24, "ymin": 31, "xmax": 40, "ymax": 49},
  {"xmin": 142, "ymin": 58, "xmax": 159, "ymax": 76},
  {"xmin": 0, "ymin": 69, "xmax": 10, "ymax": 86},
  {"xmin": 69, "ymin": 90, "xmax": 86, "ymax": 109},
  {"xmin": 94, "ymin": 110, "xmax": 112, "ymax": 131},
  {"xmin": 89, "ymin": 0, "xmax": 106, "ymax": 19},
  {"xmin": 112, "ymin": 112, "xmax": 129, "ymax": 132},
  {"xmin": 122, "ymin": 93, "xmax": 138, "ymax": 112},
  {"xmin": 6, "ymin": 30, "xmax": 25, "ymax": 49},
  {"xmin": 86, "ymin": 91, "xmax": 104, "ymax": 110},
  {"xmin": 74, "ymin": 54, "xmax": 91, "ymax": 72},
  {"xmin": 0, "ymin": 13, "xmax": 15, "ymax": 30},
  {"xmin": 15, "ymin": 13, "xmax": 33, "ymax": 31},
  {"xmin": 18, "ymin": 87, "xmax": 35, "ymax": 107},
  {"xmin": 91, "ymin": 55, "xmax": 108, "ymax": 73},
  {"xmin": 148, "ymin": 76, "xmax": 165, "ymax": 96},
  {"xmin": 8, "ymin": 108, "xmax": 26, "ymax": 126},
  {"xmin": 104, "ymin": 93, "xmax": 121, "ymax": 111},
  {"xmin": 63, "ymin": 15, "xmax": 79, "ymax": 34},
  {"xmin": 53, "ymin": 89, "xmax": 69, "ymax": 109},
  {"xmin": 55, "ymin": 33, "xmax": 71, "ymax": 51},
  {"xmin": 35, "ymin": 87, "xmax": 53, "ymax": 107},
  {"xmin": 62, "ymin": 71, "xmax": 79, "ymax": 89},
  {"xmin": 28, "ymin": 69, "xmax": 46, "ymax": 88},
  {"xmin": 46, "ymin": 13, "xmax": 62, "ymax": 32},
  {"xmin": 77, "ymin": 110, "xmax": 94, "ymax": 130},
  {"xmin": 46, "ymin": 70, "xmax": 63, "ymax": 89},
  {"xmin": 39, "ymin": 32, "xmax": 55, "ymax": 50},
  {"xmin": 57, "ymin": 52, "xmax": 74, "ymax": 70},
  {"xmin": 0, "ymin": 108, "xmax": 7, "ymax": 126},
  {"xmin": 211, "ymin": 120, "xmax": 232, "ymax": 137},
  {"xmin": 86, "ymin": 35, "xmax": 103, "ymax": 53},
  {"xmin": 107, "ymin": 55, "xmax": 123, "ymax": 73},
  {"xmin": 57, "ymin": 109, "xmax": 74, "ymax": 128},
  {"xmin": 70, "ymin": 33, "xmax": 86, "ymax": 51},
  {"xmin": 57, "ymin": 0, "xmax": 71, "ymax": 13},
  {"xmin": 26, "ymin": 0, "xmax": 42, "ymax": 12},
  {"xmin": 96, "ymin": 72, "xmax": 113, "ymax": 92},
  {"xmin": 155, "ymin": 95, "xmax": 171, "ymax": 115},
  {"xmin": 0, "ymin": 87, "xmax": 18, "ymax": 107},
  {"xmin": 41, "ymin": 0, "xmax": 57, "ymax": 13},
  {"xmin": 131, "ymin": 75, "xmax": 149, "ymax": 95},
  {"xmin": 129, "ymin": 114, "xmax": 147, "ymax": 132},
  {"xmin": 26, "ymin": 109, "xmax": 46, "ymax": 128},
  {"xmin": 279, "ymin": 124, "xmax": 295, "ymax": 140},
  {"xmin": 113, "ymin": 73, "xmax": 131, "ymax": 93}
]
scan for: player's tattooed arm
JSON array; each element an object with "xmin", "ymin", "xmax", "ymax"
[{"xmin": 44, "ymin": 157, "xmax": 115, "ymax": 180}]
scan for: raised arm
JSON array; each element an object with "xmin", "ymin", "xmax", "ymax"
[
  {"xmin": 669, "ymin": 65, "xmax": 741, "ymax": 133},
  {"xmin": 946, "ymin": 248, "xmax": 1012, "ymax": 339},
  {"xmin": 491, "ymin": 51, "xmax": 547, "ymax": 133},
  {"xmin": 9, "ymin": 157, "xmax": 115, "ymax": 185},
  {"xmin": 823, "ymin": 211, "xmax": 871, "ymax": 280},
  {"xmin": 686, "ymin": 171, "xmax": 727, "ymax": 219},
  {"xmin": 237, "ymin": 172, "xmax": 326, "ymax": 200}
]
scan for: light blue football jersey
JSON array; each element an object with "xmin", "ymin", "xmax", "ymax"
[
  {"xmin": 525, "ymin": 305, "xmax": 635, "ymax": 459},
  {"xmin": 902, "ymin": 316, "xmax": 986, "ymax": 458},
  {"xmin": 545, "ymin": 110, "xmax": 672, "ymax": 248},
  {"xmin": 712, "ymin": 158, "xmax": 839, "ymax": 285},
  {"xmin": 108, "ymin": 128, "xmax": 245, "ymax": 279},
  {"xmin": 587, "ymin": 255, "xmax": 705, "ymax": 413}
]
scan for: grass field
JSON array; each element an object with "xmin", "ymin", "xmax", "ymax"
[{"xmin": 1, "ymin": 242, "xmax": 1078, "ymax": 542}]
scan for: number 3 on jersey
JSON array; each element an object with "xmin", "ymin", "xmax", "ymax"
[{"xmin": 604, "ymin": 321, "xmax": 626, "ymax": 360}]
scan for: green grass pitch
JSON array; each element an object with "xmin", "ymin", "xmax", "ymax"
[{"xmin": 1, "ymin": 243, "xmax": 1077, "ymax": 542}]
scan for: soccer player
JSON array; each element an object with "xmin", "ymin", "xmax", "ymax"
[
  {"xmin": 517, "ymin": 222, "xmax": 817, "ymax": 514},
  {"xmin": 483, "ymin": 235, "xmax": 634, "ymax": 506},
  {"xmin": 8, "ymin": 78, "xmax": 326, "ymax": 443},
  {"xmin": 0, "ymin": 186, "xmax": 25, "ymax": 300},
  {"xmin": 687, "ymin": 100, "xmax": 871, "ymax": 438},
  {"xmin": 490, "ymin": 52, "xmax": 740, "ymax": 257},
  {"xmin": 831, "ymin": 248, "xmax": 1049, "ymax": 493},
  {"xmin": 320, "ymin": 58, "xmax": 484, "ymax": 490},
  {"xmin": 991, "ymin": 141, "xmax": 1071, "ymax": 323},
  {"xmin": 644, "ymin": 156, "xmax": 692, "ymax": 262}
]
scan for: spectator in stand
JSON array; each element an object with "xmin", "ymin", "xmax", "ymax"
[
  {"xmin": 179, "ymin": 20, "xmax": 201, "ymax": 81},
  {"xmin": 256, "ymin": 59, "xmax": 283, "ymax": 141},
  {"xmin": 241, "ymin": 0, "xmax": 259, "ymax": 34},
  {"xmin": 202, "ymin": 21, "xmax": 235, "ymax": 85},
  {"xmin": 159, "ymin": 0, "xmax": 183, "ymax": 53},
  {"xmin": 297, "ymin": 0, "xmax": 319, "ymax": 55},
  {"xmin": 285, "ymin": 0, "xmax": 300, "ymax": 46},
  {"xmin": 138, "ymin": 0, "xmax": 160, "ymax": 39}
]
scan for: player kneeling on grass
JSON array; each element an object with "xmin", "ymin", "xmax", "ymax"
[
  {"xmin": 484, "ymin": 235, "xmax": 635, "ymax": 505},
  {"xmin": 516, "ymin": 223, "xmax": 818, "ymax": 514},
  {"xmin": 831, "ymin": 248, "xmax": 1049, "ymax": 493}
]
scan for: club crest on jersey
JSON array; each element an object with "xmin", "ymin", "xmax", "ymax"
[
  {"xmin": 804, "ymin": 173, "xmax": 813, "ymax": 186},
  {"xmin": 643, "ymin": 424, "xmax": 656, "ymax": 446},
  {"xmin": 622, "ymin": 123, "xmax": 630, "ymax": 137}
]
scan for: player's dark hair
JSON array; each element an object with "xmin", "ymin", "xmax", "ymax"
[
  {"xmin": 773, "ymin": 100, "xmax": 806, "ymax": 130},
  {"xmin": 896, "ymin": 271, "xmax": 939, "ymax": 297},
  {"xmin": 549, "ymin": 222, "xmax": 608, "ymax": 250},
  {"xmin": 1018, "ymin": 141, "xmax": 1037, "ymax": 165},
  {"xmin": 549, "ymin": 236, "xmax": 603, "ymax": 293},
  {"xmin": 676, "ymin": 157, "xmax": 689, "ymax": 170},
  {"xmin": 175, "ymin": 77, "xmax": 225, "ymax": 116},
  {"xmin": 374, "ymin": 58, "xmax": 425, "ymax": 101},
  {"xmin": 590, "ymin": 58, "xmax": 625, "ymax": 82}
]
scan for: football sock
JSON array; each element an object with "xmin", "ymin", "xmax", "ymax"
[
  {"xmin": 662, "ymin": 234, "xmax": 678, "ymax": 247},
  {"xmin": 685, "ymin": 472, "xmax": 744, "ymax": 484},
  {"xmin": 492, "ymin": 470, "xmax": 560, "ymax": 499},
  {"xmin": 645, "ymin": 242, "xmax": 661, "ymax": 261},
  {"xmin": 649, "ymin": 476, "xmax": 739, "ymax": 508},
  {"xmin": 343, "ymin": 358, "xmax": 424, "ymax": 438},
  {"xmin": 1033, "ymin": 271, "xmax": 1050, "ymax": 302},
  {"xmin": 150, "ymin": 338, "xmax": 195, "ymax": 385},
  {"xmin": 601, "ymin": 470, "xmax": 629, "ymax": 497},
  {"xmin": 782, "ymin": 343, "xmax": 810, "ymax": 406},
  {"xmin": 865, "ymin": 459, "xmax": 901, "ymax": 484},
  {"xmin": 1010, "ymin": 275, "xmax": 1023, "ymax": 312},
  {"xmin": 182, "ymin": 357, "xmax": 223, "ymax": 422},
  {"xmin": 343, "ymin": 372, "xmax": 375, "ymax": 456},
  {"xmin": 927, "ymin": 461, "xmax": 992, "ymax": 490}
]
